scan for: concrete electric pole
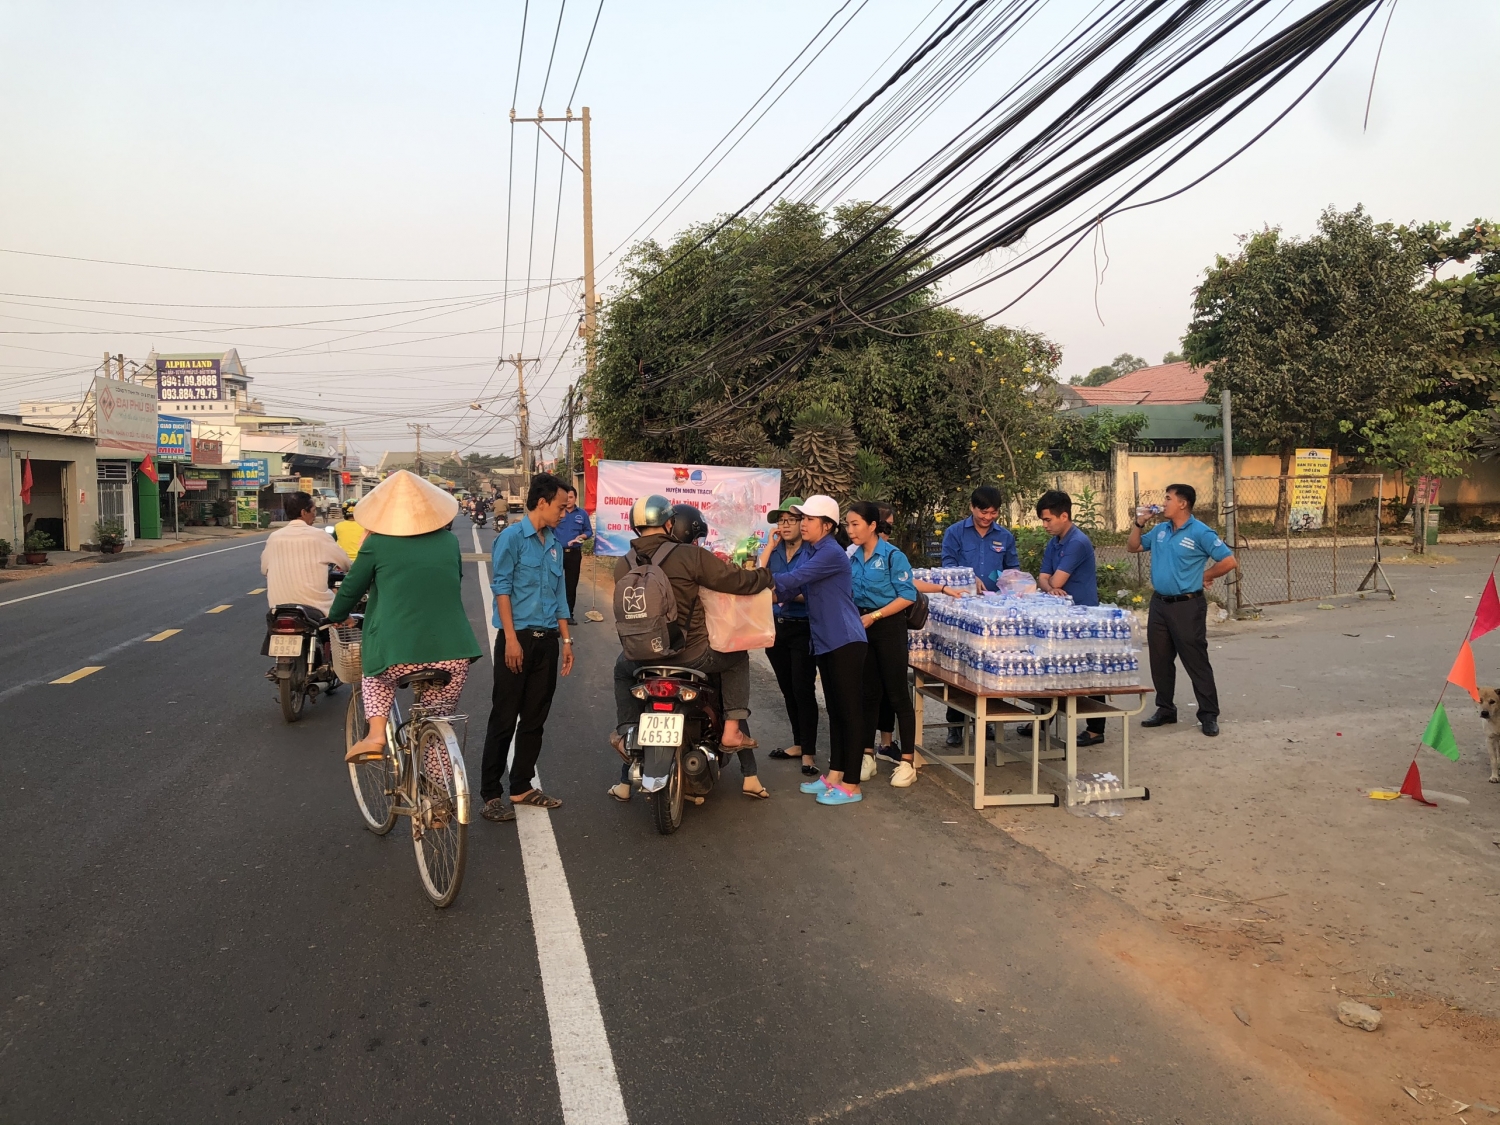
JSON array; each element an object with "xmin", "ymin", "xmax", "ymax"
[
  {"xmin": 509, "ymin": 355, "xmax": 541, "ymax": 475},
  {"xmin": 408, "ymin": 423, "xmax": 424, "ymax": 477}
]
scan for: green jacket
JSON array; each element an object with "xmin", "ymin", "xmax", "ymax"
[{"xmin": 328, "ymin": 529, "xmax": 482, "ymax": 677}]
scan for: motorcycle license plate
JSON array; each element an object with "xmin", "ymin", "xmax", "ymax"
[
  {"xmin": 637, "ymin": 713, "xmax": 684, "ymax": 746},
  {"xmin": 268, "ymin": 634, "xmax": 305, "ymax": 657}
]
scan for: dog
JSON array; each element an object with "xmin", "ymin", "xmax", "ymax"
[{"xmin": 1477, "ymin": 687, "xmax": 1500, "ymax": 783}]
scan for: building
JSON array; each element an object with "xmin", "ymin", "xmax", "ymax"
[
  {"xmin": 1, "ymin": 414, "xmax": 99, "ymax": 552},
  {"xmin": 1056, "ymin": 361, "xmax": 1210, "ymax": 408}
]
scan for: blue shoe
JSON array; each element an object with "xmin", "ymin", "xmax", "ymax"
[
  {"xmin": 799, "ymin": 776, "xmax": 829, "ymax": 795},
  {"xmin": 816, "ymin": 785, "xmax": 863, "ymax": 806}
]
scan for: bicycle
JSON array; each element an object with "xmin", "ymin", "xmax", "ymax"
[{"xmin": 335, "ymin": 625, "xmax": 470, "ymax": 908}]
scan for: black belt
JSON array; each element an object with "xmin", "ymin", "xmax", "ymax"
[
  {"xmin": 522, "ymin": 627, "xmax": 560, "ymax": 638},
  {"xmin": 1156, "ymin": 590, "xmax": 1204, "ymax": 603}
]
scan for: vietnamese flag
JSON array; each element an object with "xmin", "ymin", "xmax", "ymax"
[
  {"xmin": 19, "ymin": 457, "xmax": 33, "ymax": 504},
  {"xmin": 581, "ymin": 437, "xmax": 603, "ymax": 511},
  {"xmin": 139, "ymin": 452, "xmax": 159, "ymax": 483}
]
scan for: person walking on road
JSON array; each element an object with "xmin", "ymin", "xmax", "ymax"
[
  {"xmin": 772, "ymin": 496, "xmax": 869, "ymax": 807},
  {"xmin": 1127, "ymin": 483, "xmax": 1238, "ymax": 737},
  {"xmin": 845, "ymin": 501, "xmax": 920, "ymax": 788},
  {"xmin": 480, "ymin": 473, "xmax": 575, "ymax": 822},
  {"xmin": 328, "ymin": 471, "xmax": 482, "ymax": 764},
  {"xmin": 557, "ymin": 484, "xmax": 593, "ymax": 624},
  {"xmin": 758, "ymin": 497, "xmax": 821, "ymax": 777},
  {"xmin": 1035, "ymin": 489, "xmax": 1106, "ymax": 747},
  {"xmin": 939, "ymin": 485, "xmax": 1018, "ymax": 745}
]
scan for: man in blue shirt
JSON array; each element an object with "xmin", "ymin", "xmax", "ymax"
[
  {"xmin": 557, "ymin": 484, "xmax": 593, "ymax": 624},
  {"xmin": 1036, "ymin": 489, "xmax": 1106, "ymax": 744},
  {"xmin": 480, "ymin": 472, "xmax": 574, "ymax": 821},
  {"xmin": 941, "ymin": 485, "xmax": 1019, "ymax": 592},
  {"xmin": 1128, "ymin": 482, "xmax": 1238, "ymax": 737}
]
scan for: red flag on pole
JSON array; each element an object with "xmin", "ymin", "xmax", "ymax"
[
  {"xmin": 139, "ymin": 453, "xmax": 159, "ymax": 483},
  {"xmin": 1472, "ymin": 575, "xmax": 1500, "ymax": 640},
  {"xmin": 1398, "ymin": 760, "xmax": 1437, "ymax": 806},
  {"xmin": 581, "ymin": 437, "xmax": 603, "ymax": 511},
  {"xmin": 19, "ymin": 457, "xmax": 33, "ymax": 504}
]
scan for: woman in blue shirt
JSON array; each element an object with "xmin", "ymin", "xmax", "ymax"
[
  {"xmin": 771, "ymin": 496, "xmax": 869, "ymax": 806},
  {"xmin": 846, "ymin": 502, "xmax": 919, "ymax": 788}
]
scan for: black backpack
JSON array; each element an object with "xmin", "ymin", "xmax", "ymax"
[{"xmin": 614, "ymin": 542, "xmax": 682, "ymax": 660}]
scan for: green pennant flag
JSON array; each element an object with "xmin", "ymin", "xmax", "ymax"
[{"xmin": 1421, "ymin": 703, "xmax": 1461, "ymax": 762}]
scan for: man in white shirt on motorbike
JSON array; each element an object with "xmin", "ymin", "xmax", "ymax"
[{"xmin": 260, "ymin": 491, "xmax": 351, "ymax": 614}]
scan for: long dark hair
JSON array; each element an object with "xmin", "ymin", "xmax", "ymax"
[{"xmin": 847, "ymin": 500, "xmax": 892, "ymax": 538}]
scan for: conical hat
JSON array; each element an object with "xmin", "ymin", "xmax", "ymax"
[{"xmin": 354, "ymin": 470, "xmax": 459, "ymax": 537}]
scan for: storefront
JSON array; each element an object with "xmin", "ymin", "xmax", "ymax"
[
  {"xmin": 1, "ymin": 414, "xmax": 99, "ymax": 552},
  {"xmin": 92, "ymin": 374, "xmax": 160, "ymax": 542}
]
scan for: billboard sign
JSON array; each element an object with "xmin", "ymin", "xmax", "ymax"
[
  {"xmin": 592, "ymin": 460, "xmax": 782, "ymax": 558},
  {"xmin": 191, "ymin": 437, "xmax": 223, "ymax": 465},
  {"xmin": 1289, "ymin": 447, "xmax": 1333, "ymax": 531},
  {"xmin": 157, "ymin": 415, "xmax": 192, "ymax": 461},
  {"xmin": 93, "ymin": 376, "xmax": 158, "ymax": 454},
  {"xmin": 231, "ymin": 458, "xmax": 269, "ymax": 490},
  {"xmin": 156, "ymin": 356, "xmax": 222, "ymax": 402}
]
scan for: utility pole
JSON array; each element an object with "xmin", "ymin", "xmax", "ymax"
[
  {"xmin": 510, "ymin": 355, "xmax": 541, "ymax": 475},
  {"xmin": 339, "ymin": 428, "xmax": 349, "ymax": 503},
  {"xmin": 408, "ymin": 422, "xmax": 424, "ymax": 477},
  {"xmin": 565, "ymin": 383, "xmax": 577, "ymax": 491},
  {"xmin": 1221, "ymin": 389, "xmax": 1239, "ymax": 617}
]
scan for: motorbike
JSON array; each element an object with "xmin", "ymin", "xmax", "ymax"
[
  {"xmin": 474, "ymin": 506, "xmax": 488, "ymax": 528},
  {"xmin": 620, "ymin": 664, "xmax": 726, "ymax": 834},
  {"xmin": 262, "ymin": 565, "xmax": 344, "ymax": 723}
]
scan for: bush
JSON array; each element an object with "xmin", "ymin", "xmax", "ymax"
[
  {"xmin": 94, "ymin": 519, "xmax": 126, "ymax": 547},
  {"xmin": 24, "ymin": 530, "xmax": 56, "ymax": 553}
]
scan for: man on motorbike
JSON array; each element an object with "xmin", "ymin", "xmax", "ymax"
[
  {"xmin": 261, "ymin": 491, "xmax": 351, "ymax": 615},
  {"xmin": 609, "ymin": 495, "xmax": 773, "ymax": 799},
  {"xmin": 332, "ymin": 500, "xmax": 367, "ymax": 563}
]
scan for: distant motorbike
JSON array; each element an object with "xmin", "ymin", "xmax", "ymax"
[
  {"xmin": 474, "ymin": 510, "xmax": 487, "ymax": 528},
  {"xmin": 620, "ymin": 665, "xmax": 726, "ymax": 834},
  {"xmin": 262, "ymin": 566, "xmax": 344, "ymax": 723}
]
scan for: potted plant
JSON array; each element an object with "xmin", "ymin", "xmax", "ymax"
[
  {"xmin": 0, "ymin": 538, "xmax": 10, "ymax": 568},
  {"xmin": 94, "ymin": 519, "xmax": 126, "ymax": 554},
  {"xmin": 22, "ymin": 529, "xmax": 56, "ymax": 565},
  {"xmin": 212, "ymin": 498, "xmax": 233, "ymax": 527}
]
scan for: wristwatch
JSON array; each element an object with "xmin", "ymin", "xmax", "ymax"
[{"xmin": 561, "ymin": 637, "xmax": 574, "ymax": 645}]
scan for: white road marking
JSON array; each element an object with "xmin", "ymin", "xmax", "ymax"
[
  {"xmin": 470, "ymin": 524, "xmax": 629, "ymax": 1125},
  {"xmin": 0, "ymin": 541, "xmax": 261, "ymax": 609}
]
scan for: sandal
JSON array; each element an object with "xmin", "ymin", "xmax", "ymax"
[
  {"xmin": 800, "ymin": 763, "xmax": 820, "ymax": 777},
  {"xmin": 511, "ymin": 789, "xmax": 562, "ymax": 809},
  {"xmin": 345, "ymin": 741, "xmax": 385, "ymax": 764},
  {"xmin": 768, "ymin": 747, "xmax": 800, "ymax": 760},
  {"xmin": 480, "ymin": 797, "xmax": 515, "ymax": 822},
  {"xmin": 742, "ymin": 782, "xmax": 770, "ymax": 800},
  {"xmin": 607, "ymin": 783, "xmax": 631, "ymax": 802},
  {"xmin": 720, "ymin": 738, "xmax": 758, "ymax": 751}
]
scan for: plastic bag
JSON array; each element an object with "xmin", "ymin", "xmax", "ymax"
[
  {"xmin": 995, "ymin": 568, "xmax": 1038, "ymax": 597},
  {"xmin": 699, "ymin": 587, "xmax": 776, "ymax": 652}
]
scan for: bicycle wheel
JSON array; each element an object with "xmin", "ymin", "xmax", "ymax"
[
  {"xmin": 346, "ymin": 688, "xmax": 396, "ymax": 835},
  {"xmin": 411, "ymin": 720, "xmax": 469, "ymax": 908}
]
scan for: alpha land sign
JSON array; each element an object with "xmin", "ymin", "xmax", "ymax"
[{"xmin": 156, "ymin": 355, "xmax": 223, "ymax": 402}]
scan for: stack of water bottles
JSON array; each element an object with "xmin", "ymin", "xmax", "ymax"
[
  {"xmin": 909, "ymin": 591, "xmax": 1142, "ymax": 691},
  {"xmin": 913, "ymin": 566, "xmax": 977, "ymax": 590}
]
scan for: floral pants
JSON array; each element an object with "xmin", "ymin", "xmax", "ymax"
[{"xmin": 360, "ymin": 660, "xmax": 470, "ymax": 781}]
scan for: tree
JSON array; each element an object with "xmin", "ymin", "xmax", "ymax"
[
  {"xmin": 1412, "ymin": 220, "xmax": 1500, "ymax": 411},
  {"xmin": 1342, "ymin": 401, "xmax": 1481, "ymax": 552},
  {"xmin": 1161, "ymin": 349, "xmax": 1185, "ymax": 364},
  {"xmin": 1049, "ymin": 409, "xmax": 1151, "ymax": 470},
  {"xmin": 1184, "ymin": 206, "xmax": 1441, "ymax": 531},
  {"xmin": 1070, "ymin": 352, "xmax": 1147, "ymax": 386}
]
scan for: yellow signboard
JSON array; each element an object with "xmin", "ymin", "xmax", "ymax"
[
  {"xmin": 299, "ymin": 476, "xmax": 315, "ymax": 494},
  {"xmin": 1289, "ymin": 448, "xmax": 1332, "ymax": 530}
]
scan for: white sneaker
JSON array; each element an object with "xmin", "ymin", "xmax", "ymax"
[
  {"xmin": 890, "ymin": 761, "xmax": 918, "ymax": 787},
  {"xmin": 860, "ymin": 753, "xmax": 877, "ymax": 782}
]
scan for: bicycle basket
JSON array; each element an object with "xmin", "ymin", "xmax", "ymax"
[{"xmin": 329, "ymin": 623, "xmax": 363, "ymax": 684}]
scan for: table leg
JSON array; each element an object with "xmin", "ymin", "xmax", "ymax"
[
  {"xmin": 1121, "ymin": 695, "xmax": 1130, "ymax": 791},
  {"xmin": 973, "ymin": 698, "xmax": 986, "ymax": 810},
  {"xmin": 1064, "ymin": 696, "xmax": 1078, "ymax": 807},
  {"xmin": 912, "ymin": 677, "xmax": 925, "ymax": 769},
  {"xmin": 1031, "ymin": 708, "xmax": 1040, "ymax": 795}
]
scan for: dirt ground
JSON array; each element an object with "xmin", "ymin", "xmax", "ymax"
[{"xmin": 938, "ymin": 542, "xmax": 1500, "ymax": 1121}]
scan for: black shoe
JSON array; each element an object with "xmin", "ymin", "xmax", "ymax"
[
  {"xmin": 945, "ymin": 729, "xmax": 963, "ymax": 747},
  {"xmin": 1076, "ymin": 731, "xmax": 1104, "ymax": 747},
  {"xmin": 1141, "ymin": 709, "xmax": 1178, "ymax": 728},
  {"xmin": 800, "ymin": 763, "xmax": 820, "ymax": 777},
  {"xmin": 875, "ymin": 742, "xmax": 902, "ymax": 764},
  {"xmin": 1200, "ymin": 719, "xmax": 1219, "ymax": 737}
]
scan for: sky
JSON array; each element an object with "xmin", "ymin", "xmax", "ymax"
[{"xmin": 1, "ymin": 1, "xmax": 1496, "ymax": 465}]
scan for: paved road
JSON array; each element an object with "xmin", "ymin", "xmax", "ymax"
[{"xmin": 1, "ymin": 519, "xmax": 1323, "ymax": 1123}]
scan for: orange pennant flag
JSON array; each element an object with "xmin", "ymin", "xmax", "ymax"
[{"xmin": 1448, "ymin": 640, "xmax": 1480, "ymax": 702}]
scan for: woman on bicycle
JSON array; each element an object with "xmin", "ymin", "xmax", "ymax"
[{"xmin": 329, "ymin": 470, "xmax": 482, "ymax": 763}]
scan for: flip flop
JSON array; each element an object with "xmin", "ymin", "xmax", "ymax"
[
  {"xmin": 720, "ymin": 738, "xmax": 759, "ymax": 751},
  {"xmin": 607, "ymin": 783, "xmax": 631, "ymax": 803},
  {"xmin": 345, "ymin": 743, "xmax": 385, "ymax": 763},
  {"xmin": 511, "ymin": 789, "xmax": 563, "ymax": 809},
  {"xmin": 742, "ymin": 783, "xmax": 770, "ymax": 799}
]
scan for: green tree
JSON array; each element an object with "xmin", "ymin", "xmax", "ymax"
[
  {"xmin": 1161, "ymin": 349, "xmax": 1185, "ymax": 364},
  {"xmin": 1048, "ymin": 409, "xmax": 1151, "ymax": 470},
  {"xmin": 1183, "ymin": 206, "xmax": 1441, "ymax": 531},
  {"xmin": 1071, "ymin": 352, "xmax": 1147, "ymax": 387},
  {"xmin": 1411, "ymin": 219, "xmax": 1500, "ymax": 411}
]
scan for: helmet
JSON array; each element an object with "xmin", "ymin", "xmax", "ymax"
[
  {"xmin": 630, "ymin": 493, "xmax": 672, "ymax": 531},
  {"xmin": 342, "ymin": 500, "xmax": 357, "ymax": 518},
  {"xmin": 666, "ymin": 504, "xmax": 708, "ymax": 544}
]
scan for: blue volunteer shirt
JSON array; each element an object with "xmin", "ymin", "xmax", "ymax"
[
  {"xmin": 557, "ymin": 507, "xmax": 593, "ymax": 548},
  {"xmin": 1041, "ymin": 524, "xmax": 1098, "ymax": 607},
  {"xmin": 767, "ymin": 540, "xmax": 811, "ymax": 620},
  {"xmin": 1140, "ymin": 515, "xmax": 1232, "ymax": 596},
  {"xmin": 849, "ymin": 538, "xmax": 919, "ymax": 610},
  {"xmin": 771, "ymin": 533, "xmax": 865, "ymax": 655},
  {"xmin": 941, "ymin": 515, "xmax": 1019, "ymax": 590},
  {"xmin": 490, "ymin": 515, "xmax": 567, "ymax": 630}
]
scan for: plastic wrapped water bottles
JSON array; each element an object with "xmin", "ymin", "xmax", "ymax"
[
  {"xmin": 908, "ymin": 592, "xmax": 1142, "ymax": 691},
  {"xmin": 912, "ymin": 566, "xmax": 976, "ymax": 591}
]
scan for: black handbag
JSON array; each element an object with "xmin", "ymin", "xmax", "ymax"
[{"xmin": 905, "ymin": 592, "xmax": 929, "ymax": 630}]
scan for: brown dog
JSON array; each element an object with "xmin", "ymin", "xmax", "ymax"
[{"xmin": 1477, "ymin": 687, "xmax": 1500, "ymax": 783}]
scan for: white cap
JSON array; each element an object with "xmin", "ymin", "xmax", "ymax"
[{"xmin": 790, "ymin": 495, "xmax": 840, "ymax": 523}]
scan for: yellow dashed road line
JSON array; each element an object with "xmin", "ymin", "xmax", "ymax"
[
  {"xmin": 248, "ymin": 587, "xmax": 265, "ymax": 594},
  {"xmin": 52, "ymin": 666, "xmax": 104, "ymax": 684},
  {"xmin": 206, "ymin": 605, "xmax": 233, "ymax": 614},
  {"xmin": 146, "ymin": 629, "xmax": 181, "ymax": 642}
]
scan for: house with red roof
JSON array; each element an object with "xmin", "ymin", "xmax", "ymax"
[{"xmin": 1056, "ymin": 361, "xmax": 1209, "ymax": 408}]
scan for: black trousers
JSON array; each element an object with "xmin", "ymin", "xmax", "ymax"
[
  {"xmin": 481, "ymin": 628, "xmax": 560, "ymax": 801},
  {"xmin": 563, "ymin": 546, "xmax": 583, "ymax": 617},
  {"xmin": 860, "ymin": 614, "xmax": 916, "ymax": 757},
  {"xmin": 766, "ymin": 618, "xmax": 819, "ymax": 751},
  {"xmin": 1147, "ymin": 594, "xmax": 1220, "ymax": 722},
  {"xmin": 815, "ymin": 641, "xmax": 867, "ymax": 782}
]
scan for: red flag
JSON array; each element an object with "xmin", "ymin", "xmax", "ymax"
[
  {"xmin": 1399, "ymin": 760, "xmax": 1437, "ymax": 806},
  {"xmin": 1448, "ymin": 641, "xmax": 1480, "ymax": 702},
  {"xmin": 1473, "ymin": 574, "xmax": 1500, "ymax": 640},
  {"xmin": 581, "ymin": 437, "xmax": 603, "ymax": 511},
  {"xmin": 139, "ymin": 453, "xmax": 159, "ymax": 483},
  {"xmin": 19, "ymin": 457, "xmax": 33, "ymax": 504}
]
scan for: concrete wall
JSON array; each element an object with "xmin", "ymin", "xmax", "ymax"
[{"xmin": 1, "ymin": 425, "xmax": 99, "ymax": 551}]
